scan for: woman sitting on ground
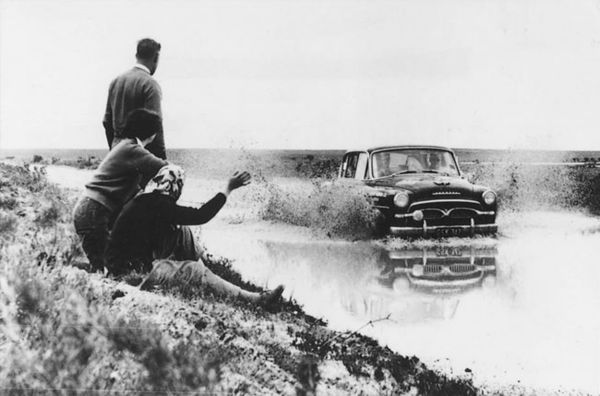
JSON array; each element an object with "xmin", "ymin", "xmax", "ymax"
[
  {"xmin": 73, "ymin": 109, "xmax": 168, "ymax": 273},
  {"xmin": 104, "ymin": 165, "xmax": 284, "ymax": 307}
]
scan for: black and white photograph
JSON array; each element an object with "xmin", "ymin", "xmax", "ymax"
[{"xmin": 0, "ymin": 0, "xmax": 599, "ymax": 394}]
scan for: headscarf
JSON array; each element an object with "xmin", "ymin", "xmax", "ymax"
[{"xmin": 144, "ymin": 164, "xmax": 185, "ymax": 200}]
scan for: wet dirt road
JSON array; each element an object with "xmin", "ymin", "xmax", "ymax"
[{"xmin": 201, "ymin": 211, "xmax": 600, "ymax": 394}]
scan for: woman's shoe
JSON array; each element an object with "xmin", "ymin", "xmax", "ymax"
[{"xmin": 257, "ymin": 285, "xmax": 284, "ymax": 311}]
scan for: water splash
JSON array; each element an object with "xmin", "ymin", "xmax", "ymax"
[{"xmin": 260, "ymin": 179, "xmax": 380, "ymax": 239}]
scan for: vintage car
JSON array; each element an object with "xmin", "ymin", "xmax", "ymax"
[{"xmin": 338, "ymin": 145, "xmax": 498, "ymax": 237}]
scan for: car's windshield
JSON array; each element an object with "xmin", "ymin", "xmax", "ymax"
[{"xmin": 371, "ymin": 149, "xmax": 459, "ymax": 178}]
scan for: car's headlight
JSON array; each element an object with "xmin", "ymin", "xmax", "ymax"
[
  {"xmin": 393, "ymin": 191, "xmax": 410, "ymax": 208},
  {"xmin": 411, "ymin": 265, "xmax": 424, "ymax": 277},
  {"xmin": 482, "ymin": 190, "xmax": 496, "ymax": 205}
]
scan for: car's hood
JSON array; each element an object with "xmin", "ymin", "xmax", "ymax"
[{"xmin": 366, "ymin": 173, "xmax": 483, "ymax": 198}]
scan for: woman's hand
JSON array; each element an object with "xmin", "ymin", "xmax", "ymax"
[{"xmin": 225, "ymin": 171, "xmax": 251, "ymax": 195}]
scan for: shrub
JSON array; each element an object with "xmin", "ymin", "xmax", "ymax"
[
  {"xmin": 294, "ymin": 156, "xmax": 339, "ymax": 178},
  {"xmin": 0, "ymin": 163, "xmax": 48, "ymax": 193},
  {"xmin": 35, "ymin": 187, "xmax": 70, "ymax": 228},
  {"xmin": 14, "ymin": 278, "xmax": 48, "ymax": 324},
  {"xmin": 35, "ymin": 202, "xmax": 61, "ymax": 228}
]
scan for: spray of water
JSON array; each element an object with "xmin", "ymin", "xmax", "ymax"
[
  {"xmin": 464, "ymin": 162, "xmax": 600, "ymax": 213},
  {"xmin": 260, "ymin": 179, "xmax": 381, "ymax": 239}
]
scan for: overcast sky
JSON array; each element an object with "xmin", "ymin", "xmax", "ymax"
[{"xmin": 2, "ymin": 0, "xmax": 600, "ymax": 150}]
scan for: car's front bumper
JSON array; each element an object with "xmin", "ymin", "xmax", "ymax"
[{"xmin": 389, "ymin": 220, "xmax": 497, "ymax": 237}]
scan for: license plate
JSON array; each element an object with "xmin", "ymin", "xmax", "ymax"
[
  {"xmin": 436, "ymin": 227, "xmax": 464, "ymax": 237},
  {"xmin": 435, "ymin": 246, "xmax": 463, "ymax": 256}
]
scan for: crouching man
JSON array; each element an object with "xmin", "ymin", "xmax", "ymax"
[{"xmin": 104, "ymin": 165, "xmax": 283, "ymax": 307}]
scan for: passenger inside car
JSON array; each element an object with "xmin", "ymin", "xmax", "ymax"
[{"xmin": 428, "ymin": 153, "xmax": 454, "ymax": 174}]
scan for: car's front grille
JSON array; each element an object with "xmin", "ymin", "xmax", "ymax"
[
  {"xmin": 449, "ymin": 264, "xmax": 477, "ymax": 273},
  {"xmin": 449, "ymin": 208, "xmax": 478, "ymax": 219},
  {"xmin": 421, "ymin": 264, "xmax": 477, "ymax": 274},
  {"xmin": 424, "ymin": 264, "xmax": 442, "ymax": 273},
  {"xmin": 409, "ymin": 199, "xmax": 483, "ymax": 212},
  {"xmin": 422, "ymin": 209, "xmax": 445, "ymax": 220},
  {"xmin": 389, "ymin": 199, "xmax": 495, "ymax": 227},
  {"xmin": 420, "ymin": 207, "xmax": 484, "ymax": 220}
]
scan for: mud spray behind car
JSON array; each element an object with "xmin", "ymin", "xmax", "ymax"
[{"xmin": 338, "ymin": 145, "xmax": 498, "ymax": 237}]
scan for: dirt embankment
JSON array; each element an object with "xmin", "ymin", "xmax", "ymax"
[{"xmin": 0, "ymin": 162, "xmax": 480, "ymax": 394}]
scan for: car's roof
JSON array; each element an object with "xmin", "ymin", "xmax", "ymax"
[{"xmin": 344, "ymin": 145, "xmax": 455, "ymax": 154}]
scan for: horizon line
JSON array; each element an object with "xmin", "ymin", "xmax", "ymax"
[{"xmin": 2, "ymin": 146, "xmax": 600, "ymax": 153}]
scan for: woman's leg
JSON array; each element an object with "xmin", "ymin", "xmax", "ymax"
[
  {"xmin": 143, "ymin": 259, "xmax": 283, "ymax": 305},
  {"xmin": 73, "ymin": 196, "xmax": 111, "ymax": 273},
  {"xmin": 153, "ymin": 225, "xmax": 203, "ymax": 262}
]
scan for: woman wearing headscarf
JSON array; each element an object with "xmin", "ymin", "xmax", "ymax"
[{"xmin": 104, "ymin": 164, "xmax": 284, "ymax": 307}]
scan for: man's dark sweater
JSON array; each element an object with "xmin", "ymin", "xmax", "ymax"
[
  {"xmin": 103, "ymin": 67, "xmax": 166, "ymax": 159},
  {"xmin": 105, "ymin": 191, "xmax": 226, "ymax": 276}
]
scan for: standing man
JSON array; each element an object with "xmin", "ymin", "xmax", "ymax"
[{"xmin": 103, "ymin": 38, "xmax": 166, "ymax": 159}]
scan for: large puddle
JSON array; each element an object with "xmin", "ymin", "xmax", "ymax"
[{"xmin": 202, "ymin": 212, "xmax": 600, "ymax": 394}]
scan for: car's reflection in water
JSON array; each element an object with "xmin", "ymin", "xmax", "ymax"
[
  {"xmin": 261, "ymin": 241, "xmax": 498, "ymax": 323},
  {"xmin": 377, "ymin": 245, "xmax": 497, "ymax": 294},
  {"xmin": 343, "ymin": 244, "xmax": 497, "ymax": 323}
]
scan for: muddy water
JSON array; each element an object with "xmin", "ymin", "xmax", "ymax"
[
  {"xmin": 46, "ymin": 167, "xmax": 600, "ymax": 394},
  {"xmin": 202, "ymin": 212, "xmax": 600, "ymax": 394}
]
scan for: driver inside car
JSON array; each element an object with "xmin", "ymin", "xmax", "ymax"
[{"xmin": 374, "ymin": 152, "xmax": 393, "ymax": 177}]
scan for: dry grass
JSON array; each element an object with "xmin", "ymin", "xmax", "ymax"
[{"xmin": 0, "ymin": 163, "xmax": 222, "ymax": 393}]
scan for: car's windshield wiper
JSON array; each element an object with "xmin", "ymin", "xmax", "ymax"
[
  {"xmin": 394, "ymin": 170, "xmax": 418, "ymax": 175},
  {"xmin": 421, "ymin": 170, "xmax": 452, "ymax": 176},
  {"xmin": 373, "ymin": 170, "xmax": 417, "ymax": 179},
  {"xmin": 377, "ymin": 170, "xmax": 418, "ymax": 178}
]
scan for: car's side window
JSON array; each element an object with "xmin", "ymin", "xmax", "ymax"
[
  {"xmin": 355, "ymin": 152, "xmax": 368, "ymax": 180},
  {"xmin": 342, "ymin": 153, "xmax": 359, "ymax": 178}
]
